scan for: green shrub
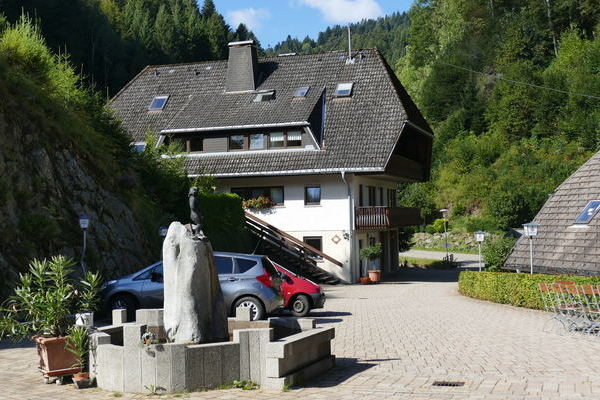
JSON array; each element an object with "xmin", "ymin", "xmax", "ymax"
[
  {"xmin": 482, "ymin": 236, "xmax": 516, "ymax": 271},
  {"xmin": 199, "ymin": 192, "xmax": 250, "ymax": 253},
  {"xmin": 427, "ymin": 218, "xmax": 446, "ymax": 234},
  {"xmin": 458, "ymin": 271, "xmax": 600, "ymax": 310}
]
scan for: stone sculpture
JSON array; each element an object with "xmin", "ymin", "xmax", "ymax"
[
  {"xmin": 188, "ymin": 186, "xmax": 207, "ymax": 241},
  {"xmin": 162, "ymin": 220, "xmax": 228, "ymax": 343}
]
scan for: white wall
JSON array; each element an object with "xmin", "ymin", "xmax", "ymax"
[
  {"xmin": 217, "ymin": 174, "xmax": 401, "ymax": 283},
  {"xmin": 218, "ymin": 174, "xmax": 354, "ymax": 282}
]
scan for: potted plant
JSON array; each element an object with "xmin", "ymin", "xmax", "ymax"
[
  {"xmin": 0, "ymin": 256, "xmax": 102, "ymax": 382},
  {"xmin": 65, "ymin": 325, "xmax": 91, "ymax": 388},
  {"xmin": 75, "ymin": 271, "xmax": 103, "ymax": 327},
  {"xmin": 243, "ymin": 195, "xmax": 275, "ymax": 210},
  {"xmin": 360, "ymin": 242, "xmax": 382, "ymax": 283}
]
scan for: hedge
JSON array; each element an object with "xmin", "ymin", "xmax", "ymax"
[
  {"xmin": 458, "ymin": 271, "xmax": 600, "ymax": 310},
  {"xmin": 199, "ymin": 193, "xmax": 251, "ymax": 253}
]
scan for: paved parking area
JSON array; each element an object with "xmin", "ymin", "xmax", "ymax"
[{"xmin": 3, "ymin": 267, "xmax": 600, "ymax": 399}]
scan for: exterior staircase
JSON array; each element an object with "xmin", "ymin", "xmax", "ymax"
[{"xmin": 245, "ymin": 212, "xmax": 343, "ymax": 285}]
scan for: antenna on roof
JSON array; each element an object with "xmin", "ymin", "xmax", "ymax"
[{"xmin": 346, "ymin": 25, "xmax": 355, "ymax": 65}]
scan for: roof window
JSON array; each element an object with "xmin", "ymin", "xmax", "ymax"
[
  {"xmin": 293, "ymin": 86, "xmax": 310, "ymax": 98},
  {"xmin": 148, "ymin": 95, "xmax": 169, "ymax": 111},
  {"xmin": 334, "ymin": 82, "xmax": 354, "ymax": 97},
  {"xmin": 254, "ymin": 90, "xmax": 275, "ymax": 102},
  {"xmin": 574, "ymin": 200, "xmax": 600, "ymax": 224}
]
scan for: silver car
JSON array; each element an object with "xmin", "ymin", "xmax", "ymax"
[{"xmin": 101, "ymin": 252, "xmax": 283, "ymax": 321}]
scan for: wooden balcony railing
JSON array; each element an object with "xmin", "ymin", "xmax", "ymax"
[{"xmin": 355, "ymin": 206, "xmax": 422, "ymax": 230}]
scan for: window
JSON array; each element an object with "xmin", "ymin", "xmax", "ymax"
[
  {"xmin": 387, "ymin": 189, "xmax": 397, "ymax": 207},
  {"xmin": 368, "ymin": 186, "xmax": 376, "ymax": 206},
  {"xmin": 253, "ymin": 90, "xmax": 275, "ymax": 102},
  {"xmin": 378, "ymin": 187, "xmax": 384, "ymax": 206},
  {"xmin": 231, "ymin": 186, "xmax": 284, "ymax": 205},
  {"xmin": 359, "ymin": 184, "xmax": 364, "ymax": 206},
  {"xmin": 269, "ymin": 132, "xmax": 285, "ymax": 148},
  {"xmin": 235, "ymin": 258, "xmax": 258, "ymax": 274},
  {"xmin": 249, "ymin": 133, "xmax": 265, "ymax": 150},
  {"xmin": 305, "ymin": 185, "xmax": 321, "ymax": 205},
  {"xmin": 189, "ymin": 138, "xmax": 203, "ymax": 152},
  {"xmin": 293, "ymin": 86, "xmax": 310, "ymax": 97},
  {"xmin": 287, "ymin": 131, "xmax": 302, "ymax": 147},
  {"xmin": 303, "ymin": 236, "xmax": 323, "ymax": 259},
  {"xmin": 229, "ymin": 135, "xmax": 245, "ymax": 150},
  {"xmin": 148, "ymin": 95, "xmax": 169, "ymax": 111},
  {"xmin": 575, "ymin": 200, "xmax": 600, "ymax": 224},
  {"xmin": 131, "ymin": 142, "xmax": 146, "ymax": 153},
  {"xmin": 214, "ymin": 256, "xmax": 233, "ymax": 274},
  {"xmin": 334, "ymin": 82, "xmax": 353, "ymax": 97}
]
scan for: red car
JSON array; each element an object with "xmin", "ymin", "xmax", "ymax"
[{"xmin": 274, "ymin": 264, "xmax": 326, "ymax": 317}]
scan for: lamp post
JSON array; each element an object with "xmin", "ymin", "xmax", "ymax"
[
  {"xmin": 79, "ymin": 216, "xmax": 90, "ymax": 274},
  {"xmin": 440, "ymin": 208, "xmax": 449, "ymax": 261},
  {"xmin": 522, "ymin": 222, "xmax": 540, "ymax": 274},
  {"xmin": 474, "ymin": 231, "xmax": 486, "ymax": 272}
]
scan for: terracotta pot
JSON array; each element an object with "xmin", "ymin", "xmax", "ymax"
[
  {"xmin": 34, "ymin": 336, "xmax": 79, "ymax": 375},
  {"xmin": 368, "ymin": 270, "xmax": 382, "ymax": 283},
  {"xmin": 73, "ymin": 372, "xmax": 89, "ymax": 381},
  {"xmin": 359, "ymin": 277, "xmax": 371, "ymax": 284}
]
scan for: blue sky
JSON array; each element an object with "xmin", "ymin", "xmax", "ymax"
[{"xmin": 211, "ymin": 0, "xmax": 414, "ymax": 49}]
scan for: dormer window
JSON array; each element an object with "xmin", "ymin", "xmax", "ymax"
[
  {"xmin": 334, "ymin": 82, "xmax": 353, "ymax": 97},
  {"xmin": 148, "ymin": 95, "xmax": 169, "ymax": 111},
  {"xmin": 293, "ymin": 86, "xmax": 310, "ymax": 98},
  {"xmin": 574, "ymin": 200, "xmax": 600, "ymax": 224},
  {"xmin": 253, "ymin": 90, "xmax": 275, "ymax": 102}
]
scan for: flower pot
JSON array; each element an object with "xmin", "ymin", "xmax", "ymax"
[
  {"xmin": 34, "ymin": 336, "xmax": 80, "ymax": 375},
  {"xmin": 73, "ymin": 372, "xmax": 90, "ymax": 389},
  {"xmin": 75, "ymin": 312, "xmax": 94, "ymax": 327},
  {"xmin": 359, "ymin": 277, "xmax": 371, "ymax": 284},
  {"xmin": 368, "ymin": 270, "xmax": 382, "ymax": 283}
]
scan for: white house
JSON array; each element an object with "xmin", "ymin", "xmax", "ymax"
[{"xmin": 111, "ymin": 41, "xmax": 433, "ymax": 283}]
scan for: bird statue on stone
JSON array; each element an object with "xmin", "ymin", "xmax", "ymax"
[{"xmin": 188, "ymin": 186, "xmax": 207, "ymax": 241}]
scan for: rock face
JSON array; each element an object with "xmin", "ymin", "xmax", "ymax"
[
  {"xmin": 0, "ymin": 107, "xmax": 158, "ymax": 300},
  {"xmin": 163, "ymin": 222, "xmax": 228, "ymax": 343}
]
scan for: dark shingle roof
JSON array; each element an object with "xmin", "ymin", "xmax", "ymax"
[
  {"xmin": 505, "ymin": 151, "xmax": 600, "ymax": 275},
  {"xmin": 111, "ymin": 49, "xmax": 432, "ymax": 177}
]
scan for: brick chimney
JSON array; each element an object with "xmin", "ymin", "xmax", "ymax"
[{"xmin": 225, "ymin": 40, "xmax": 258, "ymax": 92}]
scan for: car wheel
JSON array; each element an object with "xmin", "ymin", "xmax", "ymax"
[
  {"xmin": 234, "ymin": 297, "xmax": 265, "ymax": 321},
  {"xmin": 291, "ymin": 294, "xmax": 311, "ymax": 317},
  {"xmin": 110, "ymin": 294, "xmax": 138, "ymax": 322}
]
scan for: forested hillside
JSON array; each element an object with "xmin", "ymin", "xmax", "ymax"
[
  {"xmin": 0, "ymin": 0, "xmax": 260, "ymax": 95},
  {"xmin": 269, "ymin": 12, "xmax": 409, "ymax": 62},
  {"xmin": 395, "ymin": 0, "xmax": 599, "ymax": 231}
]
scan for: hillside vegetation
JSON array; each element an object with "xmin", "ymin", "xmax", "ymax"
[{"xmin": 395, "ymin": 0, "xmax": 599, "ymax": 230}]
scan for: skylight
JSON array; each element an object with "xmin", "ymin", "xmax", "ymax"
[
  {"xmin": 574, "ymin": 200, "xmax": 600, "ymax": 224},
  {"xmin": 253, "ymin": 90, "xmax": 275, "ymax": 102},
  {"xmin": 148, "ymin": 95, "xmax": 169, "ymax": 111},
  {"xmin": 293, "ymin": 87, "xmax": 310, "ymax": 98},
  {"xmin": 334, "ymin": 82, "xmax": 354, "ymax": 97}
]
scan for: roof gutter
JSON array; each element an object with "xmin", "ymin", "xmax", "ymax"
[
  {"xmin": 188, "ymin": 166, "xmax": 384, "ymax": 178},
  {"xmin": 159, "ymin": 121, "xmax": 309, "ymax": 134}
]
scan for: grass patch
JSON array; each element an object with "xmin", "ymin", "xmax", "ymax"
[
  {"xmin": 400, "ymin": 257, "xmax": 457, "ymax": 269},
  {"xmin": 410, "ymin": 246, "xmax": 478, "ymax": 255}
]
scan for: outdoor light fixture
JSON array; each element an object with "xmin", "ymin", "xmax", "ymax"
[
  {"xmin": 440, "ymin": 209, "xmax": 450, "ymax": 262},
  {"xmin": 159, "ymin": 226, "xmax": 168, "ymax": 238},
  {"xmin": 79, "ymin": 216, "xmax": 90, "ymax": 274},
  {"xmin": 523, "ymin": 222, "xmax": 540, "ymax": 274},
  {"xmin": 474, "ymin": 231, "xmax": 486, "ymax": 272}
]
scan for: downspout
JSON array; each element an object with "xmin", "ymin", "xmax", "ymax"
[{"xmin": 341, "ymin": 171, "xmax": 355, "ymax": 283}]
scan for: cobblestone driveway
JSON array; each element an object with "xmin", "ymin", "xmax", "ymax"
[{"xmin": 3, "ymin": 267, "xmax": 600, "ymax": 399}]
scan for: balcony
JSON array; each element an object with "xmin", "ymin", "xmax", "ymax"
[{"xmin": 355, "ymin": 206, "xmax": 422, "ymax": 230}]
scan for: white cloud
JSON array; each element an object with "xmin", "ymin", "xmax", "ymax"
[
  {"xmin": 227, "ymin": 8, "xmax": 271, "ymax": 31},
  {"xmin": 300, "ymin": 0, "xmax": 384, "ymax": 23}
]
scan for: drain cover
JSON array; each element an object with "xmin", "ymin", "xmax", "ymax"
[{"xmin": 432, "ymin": 381, "xmax": 465, "ymax": 387}]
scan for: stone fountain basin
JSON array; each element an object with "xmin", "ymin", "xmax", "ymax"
[{"xmin": 90, "ymin": 308, "xmax": 335, "ymax": 393}]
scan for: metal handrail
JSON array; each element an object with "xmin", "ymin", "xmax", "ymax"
[{"xmin": 245, "ymin": 212, "xmax": 343, "ymax": 267}]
